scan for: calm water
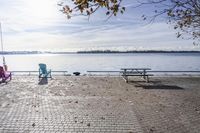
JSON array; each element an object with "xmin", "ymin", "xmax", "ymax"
[{"xmin": 1, "ymin": 53, "xmax": 200, "ymax": 73}]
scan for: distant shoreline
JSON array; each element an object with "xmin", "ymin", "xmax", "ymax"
[
  {"xmin": 77, "ymin": 50, "xmax": 200, "ymax": 54},
  {"xmin": 0, "ymin": 50, "xmax": 200, "ymax": 55}
]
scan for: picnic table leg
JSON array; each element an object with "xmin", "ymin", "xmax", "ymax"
[
  {"xmin": 122, "ymin": 69, "xmax": 128, "ymax": 83},
  {"xmin": 125, "ymin": 69, "xmax": 128, "ymax": 82},
  {"xmin": 125, "ymin": 76, "xmax": 128, "ymax": 82},
  {"xmin": 146, "ymin": 75, "xmax": 149, "ymax": 83},
  {"xmin": 143, "ymin": 70, "xmax": 146, "ymax": 80},
  {"xmin": 122, "ymin": 76, "xmax": 128, "ymax": 82},
  {"xmin": 122, "ymin": 75, "xmax": 127, "ymax": 82}
]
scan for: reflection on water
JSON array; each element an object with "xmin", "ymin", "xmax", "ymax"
[{"xmin": 0, "ymin": 53, "xmax": 200, "ymax": 73}]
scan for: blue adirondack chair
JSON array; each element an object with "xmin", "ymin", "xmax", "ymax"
[{"xmin": 38, "ymin": 63, "xmax": 52, "ymax": 79}]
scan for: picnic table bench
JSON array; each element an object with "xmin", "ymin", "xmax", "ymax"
[{"xmin": 121, "ymin": 68, "xmax": 153, "ymax": 83}]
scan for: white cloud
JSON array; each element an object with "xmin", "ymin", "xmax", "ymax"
[{"xmin": 0, "ymin": 0, "xmax": 199, "ymax": 52}]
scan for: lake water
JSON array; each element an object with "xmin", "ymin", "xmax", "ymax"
[{"xmin": 1, "ymin": 53, "xmax": 200, "ymax": 74}]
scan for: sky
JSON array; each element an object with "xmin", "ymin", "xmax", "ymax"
[{"xmin": 0, "ymin": 0, "xmax": 199, "ymax": 52}]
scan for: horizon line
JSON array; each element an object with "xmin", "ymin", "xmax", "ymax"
[{"xmin": 0, "ymin": 50, "xmax": 200, "ymax": 54}]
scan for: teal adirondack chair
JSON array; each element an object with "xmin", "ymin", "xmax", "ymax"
[{"xmin": 38, "ymin": 63, "xmax": 52, "ymax": 79}]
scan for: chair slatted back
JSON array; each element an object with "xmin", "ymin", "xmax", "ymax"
[
  {"xmin": 0, "ymin": 66, "xmax": 5, "ymax": 78},
  {"xmin": 39, "ymin": 63, "xmax": 47, "ymax": 74}
]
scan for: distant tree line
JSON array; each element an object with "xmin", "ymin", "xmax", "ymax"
[{"xmin": 77, "ymin": 50, "xmax": 200, "ymax": 53}]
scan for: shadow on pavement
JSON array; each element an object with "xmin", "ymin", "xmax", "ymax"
[
  {"xmin": 136, "ymin": 84, "xmax": 184, "ymax": 90},
  {"xmin": 38, "ymin": 77, "xmax": 48, "ymax": 85},
  {"xmin": 128, "ymin": 80, "xmax": 184, "ymax": 90}
]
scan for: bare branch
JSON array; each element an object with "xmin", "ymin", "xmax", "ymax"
[{"xmin": 59, "ymin": 0, "xmax": 200, "ymax": 44}]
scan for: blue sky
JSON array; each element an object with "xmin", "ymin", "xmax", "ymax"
[{"xmin": 0, "ymin": 0, "xmax": 199, "ymax": 52}]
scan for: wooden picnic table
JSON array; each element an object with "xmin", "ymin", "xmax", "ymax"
[{"xmin": 121, "ymin": 68, "xmax": 152, "ymax": 83}]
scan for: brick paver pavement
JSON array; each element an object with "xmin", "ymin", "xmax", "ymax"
[
  {"xmin": 0, "ymin": 76, "xmax": 143, "ymax": 133},
  {"xmin": 1, "ymin": 76, "xmax": 200, "ymax": 133}
]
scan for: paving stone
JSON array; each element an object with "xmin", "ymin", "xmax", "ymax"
[{"xmin": 0, "ymin": 77, "xmax": 142, "ymax": 132}]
